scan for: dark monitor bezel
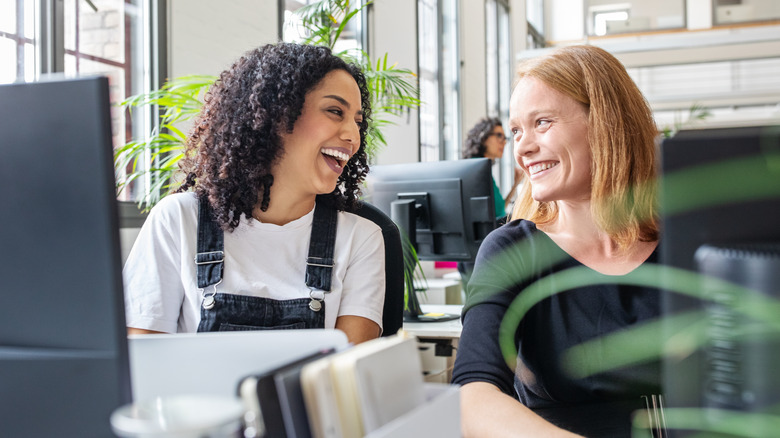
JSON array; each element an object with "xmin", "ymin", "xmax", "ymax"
[
  {"xmin": 0, "ymin": 76, "xmax": 132, "ymax": 436},
  {"xmin": 659, "ymin": 124, "xmax": 780, "ymax": 425}
]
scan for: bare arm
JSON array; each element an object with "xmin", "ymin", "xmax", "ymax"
[
  {"xmin": 335, "ymin": 315, "xmax": 381, "ymax": 344},
  {"xmin": 461, "ymin": 382, "xmax": 585, "ymax": 438},
  {"xmin": 127, "ymin": 327, "xmax": 165, "ymax": 335},
  {"xmin": 129, "ymin": 318, "xmax": 382, "ymax": 343}
]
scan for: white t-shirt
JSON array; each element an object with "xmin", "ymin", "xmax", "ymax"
[{"xmin": 123, "ymin": 192, "xmax": 386, "ymax": 333}]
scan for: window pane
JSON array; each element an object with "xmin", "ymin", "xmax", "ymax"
[
  {"xmin": 23, "ymin": 0, "xmax": 34, "ymax": 39},
  {"xmin": 63, "ymin": 0, "xmax": 152, "ymax": 202},
  {"xmin": 0, "ymin": 37, "xmax": 15, "ymax": 82},
  {"xmin": 64, "ymin": 0, "xmax": 77, "ymax": 50},
  {"xmin": 0, "ymin": 0, "xmax": 36, "ymax": 84},
  {"xmin": 497, "ymin": 3, "xmax": 514, "ymax": 202},
  {"xmin": 440, "ymin": 0, "xmax": 459, "ymax": 162},
  {"xmin": 81, "ymin": 58, "xmax": 127, "ymax": 153},
  {"xmin": 23, "ymin": 41, "xmax": 33, "ymax": 81},
  {"xmin": 282, "ymin": 0, "xmax": 364, "ymax": 53},
  {"xmin": 282, "ymin": 8, "xmax": 305, "ymax": 42},
  {"xmin": 526, "ymin": 0, "xmax": 543, "ymax": 35},
  {"xmin": 486, "ymin": 0, "xmax": 498, "ymax": 118},
  {"xmin": 65, "ymin": 0, "xmax": 125, "ymax": 63},
  {"xmin": 0, "ymin": 0, "xmax": 16, "ymax": 34},
  {"xmin": 418, "ymin": 0, "xmax": 439, "ymax": 162}
]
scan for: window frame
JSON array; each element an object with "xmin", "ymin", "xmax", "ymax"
[
  {"xmin": 2, "ymin": 0, "xmax": 166, "ymax": 203},
  {"xmin": 417, "ymin": 0, "xmax": 460, "ymax": 163},
  {"xmin": 485, "ymin": 0, "xmax": 513, "ymax": 200}
]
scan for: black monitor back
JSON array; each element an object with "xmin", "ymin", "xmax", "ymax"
[
  {"xmin": 659, "ymin": 125, "xmax": 780, "ymax": 436},
  {"xmin": 364, "ymin": 158, "xmax": 496, "ymax": 262},
  {"xmin": 0, "ymin": 77, "xmax": 132, "ymax": 437}
]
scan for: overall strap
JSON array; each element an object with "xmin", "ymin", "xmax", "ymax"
[
  {"xmin": 195, "ymin": 195, "xmax": 337, "ymax": 291},
  {"xmin": 195, "ymin": 196, "xmax": 225, "ymax": 289},
  {"xmin": 305, "ymin": 199, "xmax": 338, "ymax": 291}
]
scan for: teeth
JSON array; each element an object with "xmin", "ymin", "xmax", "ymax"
[
  {"xmin": 529, "ymin": 162, "xmax": 558, "ymax": 175},
  {"xmin": 321, "ymin": 148, "xmax": 350, "ymax": 166}
]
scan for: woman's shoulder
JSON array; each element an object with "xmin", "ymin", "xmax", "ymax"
[
  {"xmin": 483, "ymin": 218, "xmax": 540, "ymax": 249},
  {"xmin": 476, "ymin": 219, "xmax": 566, "ymax": 276},
  {"xmin": 154, "ymin": 191, "xmax": 198, "ymax": 210},
  {"xmin": 145, "ymin": 192, "xmax": 198, "ymax": 224},
  {"xmin": 338, "ymin": 209, "xmax": 383, "ymax": 236}
]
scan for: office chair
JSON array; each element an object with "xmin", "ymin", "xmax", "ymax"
[{"xmin": 353, "ymin": 201, "xmax": 405, "ymax": 336}]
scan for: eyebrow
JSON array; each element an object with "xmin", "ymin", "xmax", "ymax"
[
  {"xmin": 510, "ymin": 109, "xmax": 555, "ymax": 123},
  {"xmin": 323, "ymin": 95, "xmax": 364, "ymax": 117}
]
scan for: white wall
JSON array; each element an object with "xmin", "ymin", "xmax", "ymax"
[
  {"xmin": 167, "ymin": 0, "xmax": 280, "ymax": 78},
  {"xmin": 547, "ymin": 0, "xmax": 583, "ymax": 43}
]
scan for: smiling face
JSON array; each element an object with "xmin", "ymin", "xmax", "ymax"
[
  {"xmin": 483, "ymin": 124, "xmax": 507, "ymax": 160},
  {"xmin": 275, "ymin": 69, "xmax": 363, "ymax": 199},
  {"xmin": 509, "ymin": 76, "xmax": 591, "ymax": 205}
]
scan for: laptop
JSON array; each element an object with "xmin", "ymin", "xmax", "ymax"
[{"xmin": 128, "ymin": 329, "xmax": 349, "ymax": 402}]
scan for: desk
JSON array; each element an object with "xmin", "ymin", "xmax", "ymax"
[{"xmin": 403, "ymin": 304, "xmax": 463, "ymax": 384}]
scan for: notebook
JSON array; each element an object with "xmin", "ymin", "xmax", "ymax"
[
  {"xmin": 238, "ymin": 348, "xmax": 336, "ymax": 438},
  {"xmin": 128, "ymin": 329, "xmax": 349, "ymax": 402},
  {"xmin": 300, "ymin": 353, "xmax": 345, "ymax": 438},
  {"xmin": 301, "ymin": 332, "xmax": 426, "ymax": 438}
]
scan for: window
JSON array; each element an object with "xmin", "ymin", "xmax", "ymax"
[
  {"xmin": 526, "ymin": 0, "xmax": 545, "ymax": 48},
  {"xmin": 485, "ymin": 0, "xmax": 510, "ymax": 122},
  {"xmin": 486, "ymin": 0, "xmax": 514, "ymax": 197},
  {"xmin": 0, "ymin": 0, "xmax": 35, "ymax": 83},
  {"xmin": 281, "ymin": 0, "xmax": 367, "ymax": 53},
  {"xmin": 417, "ymin": 0, "xmax": 459, "ymax": 162},
  {"xmin": 0, "ymin": 0, "xmax": 163, "ymax": 202}
]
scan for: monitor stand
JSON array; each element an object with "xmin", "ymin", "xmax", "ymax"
[{"xmin": 393, "ymin": 202, "xmax": 462, "ymax": 323}]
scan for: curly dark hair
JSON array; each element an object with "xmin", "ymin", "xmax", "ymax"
[
  {"xmin": 462, "ymin": 117, "xmax": 502, "ymax": 159},
  {"xmin": 177, "ymin": 43, "xmax": 372, "ymax": 231}
]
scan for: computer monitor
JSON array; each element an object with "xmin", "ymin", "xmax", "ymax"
[
  {"xmin": 363, "ymin": 158, "xmax": 497, "ymax": 321},
  {"xmin": 0, "ymin": 77, "xmax": 132, "ymax": 436},
  {"xmin": 659, "ymin": 125, "xmax": 780, "ymax": 436},
  {"xmin": 364, "ymin": 157, "xmax": 496, "ymax": 262}
]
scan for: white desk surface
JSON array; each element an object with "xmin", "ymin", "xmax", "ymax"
[{"xmin": 402, "ymin": 304, "xmax": 463, "ymax": 339}]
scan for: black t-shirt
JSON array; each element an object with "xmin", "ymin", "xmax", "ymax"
[{"xmin": 451, "ymin": 219, "xmax": 662, "ymax": 437}]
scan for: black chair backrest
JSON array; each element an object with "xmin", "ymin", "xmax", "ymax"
[{"xmin": 353, "ymin": 201, "xmax": 405, "ymax": 336}]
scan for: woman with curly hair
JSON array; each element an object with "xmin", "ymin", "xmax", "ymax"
[
  {"xmin": 463, "ymin": 117, "xmax": 521, "ymax": 221},
  {"xmin": 123, "ymin": 43, "xmax": 384, "ymax": 344}
]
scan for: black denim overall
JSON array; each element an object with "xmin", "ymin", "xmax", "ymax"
[{"xmin": 195, "ymin": 197, "xmax": 337, "ymax": 332}]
